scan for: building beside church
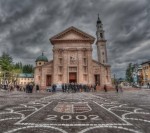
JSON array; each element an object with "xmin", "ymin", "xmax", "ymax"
[
  {"xmin": 17, "ymin": 73, "xmax": 34, "ymax": 86},
  {"xmin": 141, "ymin": 61, "xmax": 150, "ymax": 85},
  {"xmin": 34, "ymin": 17, "xmax": 112, "ymax": 90}
]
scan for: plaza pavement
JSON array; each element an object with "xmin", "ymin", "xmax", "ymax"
[{"xmin": 0, "ymin": 89, "xmax": 150, "ymax": 133}]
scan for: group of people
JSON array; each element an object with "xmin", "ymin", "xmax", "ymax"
[
  {"xmin": 0, "ymin": 82, "xmax": 124, "ymax": 93},
  {"xmin": 51, "ymin": 83, "xmax": 97, "ymax": 93},
  {"xmin": 1, "ymin": 84, "xmax": 26, "ymax": 92},
  {"xmin": 4, "ymin": 84, "xmax": 40, "ymax": 93},
  {"xmin": 25, "ymin": 84, "xmax": 40, "ymax": 93},
  {"xmin": 25, "ymin": 83, "xmax": 34, "ymax": 93}
]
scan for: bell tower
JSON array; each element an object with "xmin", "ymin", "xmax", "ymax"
[{"xmin": 96, "ymin": 14, "xmax": 108, "ymax": 64}]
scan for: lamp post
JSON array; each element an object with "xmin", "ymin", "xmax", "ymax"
[
  {"xmin": 0, "ymin": 72, "xmax": 1, "ymax": 84},
  {"xmin": 0, "ymin": 65, "xmax": 1, "ymax": 87},
  {"xmin": 114, "ymin": 74, "xmax": 116, "ymax": 85}
]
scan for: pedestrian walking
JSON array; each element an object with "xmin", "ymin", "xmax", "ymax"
[
  {"xmin": 94, "ymin": 84, "xmax": 96, "ymax": 92},
  {"xmin": 64, "ymin": 84, "xmax": 67, "ymax": 92},
  {"xmin": 52, "ymin": 84, "xmax": 56, "ymax": 92},
  {"xmin": 104, "ymin": 84, "xmax": 107, "ymax": 92},
  {"xmin": 115, "ymin": 83, "xmax": 119, "ymax": 93},
  {"xmin": 118, "ymin": 83, "xmax": 123, "ymax": 92},
  {"xmin": 29, "ymin": 83, "xmax": 33, "ymax": 93},
  {"xmin": 79, "ymin": 84, "xmax": 83, "ymax": 92},
  {"xmin": 10, "ymin": 85, "xmax": 13, "ymax": 92},
  {"xmin": 26, "ymin": 84, "xmax": 30, "ymax": 93},
  {"xmin": 62, "ymin": 84, "xmax": 64, "ymax": 92},
  {"xmin": 16, "ymin": 85, "xmax": 20, "ymax": 91},
  {"xmin": 147, "ymin": 83, "xmax": 150, "ymax": 89},
  {"xmin": 36, "ymin": 84, "xmax": 40, "ymax": 92}
]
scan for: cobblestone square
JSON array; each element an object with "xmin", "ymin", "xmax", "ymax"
[{"xmin": 0, "ymin": 89, "xmax": 150, "ymax": 133}]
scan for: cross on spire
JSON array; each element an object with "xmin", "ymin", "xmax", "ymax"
[{"xmin": 41, "ymin": 50, "xmax": 45, "ymax": 56}]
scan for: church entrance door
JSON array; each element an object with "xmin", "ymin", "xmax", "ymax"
[
  {"xmin": 46, "ymin": 75, "xmax": 52, "ymax": 86},
  {"xmin": 94, "ymin": 74, "xmax": 100, "ymax": 85},
  {"xmin": 69, "ymin": 72, "xmax": 77, "ymax": 83}
]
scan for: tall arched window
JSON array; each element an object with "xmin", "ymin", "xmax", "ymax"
[{"xmin": 100, "ymin": 33, "xmax": 103, "ymax": 38}]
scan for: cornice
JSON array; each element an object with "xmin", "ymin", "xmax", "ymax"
[{"xmin": 51, "ymin": 39, "xmax": 94, "ymax": 44}]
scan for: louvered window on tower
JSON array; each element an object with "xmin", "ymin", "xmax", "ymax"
[{"xmin": 100, "ymin": 33, "xmax": 103, "ymax": 38}]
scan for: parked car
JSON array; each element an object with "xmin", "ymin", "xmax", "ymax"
[
  {"xmin": 46, "ymin": 84, "xmax": 62, "ymax": 92},
  {"xmin": 132, "ymin": 84, "xmax": 140, "ymax": 88},
  {"xmin": 46, "ymin": 86, "xmax": 52, "ymax": 92},
  {"xmin": 56, "ymin": 84, "xmax": 62, "ymax": 91}
]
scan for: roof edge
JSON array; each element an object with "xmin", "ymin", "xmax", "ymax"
[{"xmin": 50, "ymin": 26, "xmax": 95, "ymax": 43}]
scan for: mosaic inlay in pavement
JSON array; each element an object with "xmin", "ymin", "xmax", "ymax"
[{"xmin": 0, "ymin": 92, "xmax": 150, "ymax": 133}]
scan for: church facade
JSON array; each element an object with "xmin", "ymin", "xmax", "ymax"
[{"xmin": 34, "ymin": 17, "xmax": 112, "ymax": 90}]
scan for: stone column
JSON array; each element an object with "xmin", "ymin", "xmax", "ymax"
[
  {"xmin": 107, "ymin": 66, "xmax": 112, "ymax": 85},
  {"xmin": 53, "ymin": 49, "xmax": 58, "ymax": 84},
  {"xmin": 87, "ymin": 48, "xmax": 93, "ymax": 84},
  {"xmin": 41, "ymin": 68, "xmax": 46, "ymax": 88},
  {"xmin": 78, "ymin": 49, "xmax": 83, "ymax": 84},
  {"xmin": 63, "ymin": 49, "xmax": 68, "ymax": 83},
  {"xmin": 100, "ymin": 66, "xmax": 106, "ymax": 86}
]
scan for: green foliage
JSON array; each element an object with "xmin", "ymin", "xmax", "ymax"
[
  {"xmin": 0, "ymin": 52, "xmax": 34, "ymax": 85},
  {"xmin": 0, "ymin": 52, "xmax": 34, "ymax": 75},
  {"xmin": 22, "ymin": 64, "xmax": 34, "ymax": 73},
  {"xmin": 14, "ymin": 62, "xmax": 23, "ymax": 70},
  {"xmin": 126, "ymin": 63, "xmax": 134, "ymax": 83},
  {"xmin": 0, "ymin": 52, "xmax": 13, "ymax": 71}
]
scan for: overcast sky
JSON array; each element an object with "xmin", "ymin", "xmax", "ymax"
[{"xmin": 0, "ymin": 0, "xmax": 149, "ymax": 78}]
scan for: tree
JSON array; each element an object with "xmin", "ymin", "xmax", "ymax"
[
  {"xmin": 126, "ymin": 63, "xmax": 134, "ymax": 83},
  {"xmin": 14, "ymin": 62, "xmax": 23, "ymax": 70},
  {"xmin": 0, "ymin": 52, "xmax": 34, "ymax": 87},
  {"xmin": 22, "ymin": 64, "xmax": 34, "ymax": 73},
  {"xmin": 0, "ymin": 52, "xmax": 13, "ymax": 71},
  {"xmin": 0, "ymin": 52, "xmax": 14, "ymax": 87}
]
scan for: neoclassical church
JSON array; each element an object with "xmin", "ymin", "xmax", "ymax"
[{"xmin": 34, "ymin": 16, "xmax": 112, "ymax": 89}]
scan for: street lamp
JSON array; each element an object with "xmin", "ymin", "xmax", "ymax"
[{"xmin": 0, "ymin": 70, "xmax": 1, "ymax": 85}]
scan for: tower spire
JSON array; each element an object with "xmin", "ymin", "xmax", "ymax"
[
  {"xmin": 98, "ymin": 13, "xmax": 100, "ymax": 20},
  {"xmin": 96, "ymin": 16, "xmax": 107, "ymax": 64},
  {"xmin": 97, "ymin": 13, "xmax": 101, "ymax": 24}
]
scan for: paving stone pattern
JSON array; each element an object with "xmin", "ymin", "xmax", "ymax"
[{"xmin": 0, "ymin": 89, "xmax": 150, "ymax": 133}]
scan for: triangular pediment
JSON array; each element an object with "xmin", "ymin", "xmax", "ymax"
[
  {"xmin": 56, "ymin": 31, "xmax": 86, "ymax": 40},
  {"xmin": 50, "ymin": 26, "xmax": 95, "ymax": 44}
]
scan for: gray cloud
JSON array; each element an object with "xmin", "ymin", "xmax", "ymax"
[{"xmin": 0, "ymin": 0, "xmax": 149, "ymax": 78}]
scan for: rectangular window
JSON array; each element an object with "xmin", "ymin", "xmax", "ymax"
[
  {"xmin": 69, "ymin": 67, "xmax": 77, "ymax": 72},
  {"xmin": 100, "ymin": 33, "xmax": 103, "ymax": 38},
  {"xmin": 83, "ymin": 66, "xmax": 87, "ymax": 73},
  {"xmin": 59, "ymin": 58, "xmax": 63, "ymax": 65},
  {"xmin": 83, "ymin": 58, "xmax": 87, "ymax": 65}
]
